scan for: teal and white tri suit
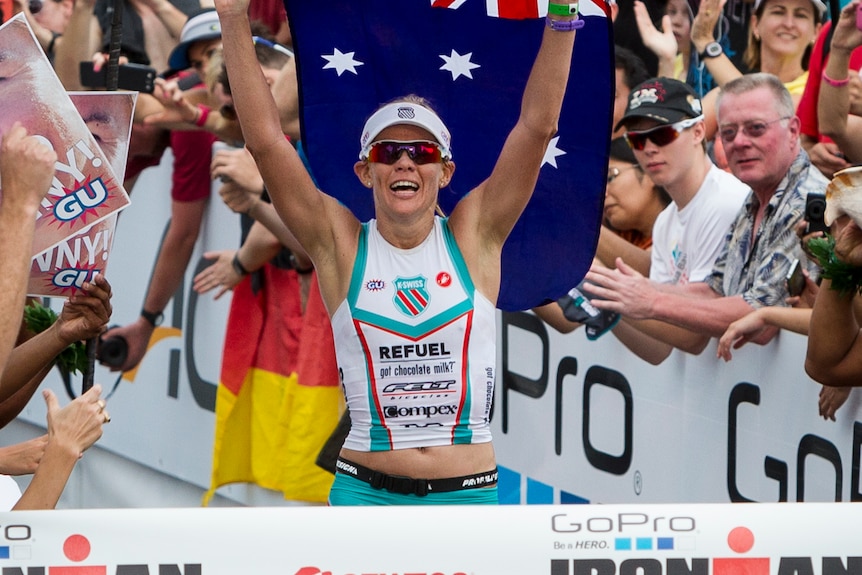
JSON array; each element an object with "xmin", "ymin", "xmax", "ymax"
[{"xmin": 328, "ymin": 216, "xmax": 498, "ymax": 504}]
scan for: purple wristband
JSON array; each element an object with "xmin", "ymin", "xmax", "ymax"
[{"xmin": 546, "ymin": 15, "xmax": 584, "ymax": 30}]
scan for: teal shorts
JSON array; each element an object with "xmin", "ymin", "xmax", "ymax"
[{"xmin": 328, "ymin": 472, "xmax": 499, "ymax": 506}]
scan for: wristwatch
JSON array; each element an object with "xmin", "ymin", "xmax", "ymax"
[
  {"xmin": 700, "ymin": 41, "xmax": 723, "ymax": 60},
  {"xmin": 548, "ymin": 2, "xmax": 579, "ymax": 15},
  {"xmin": 140, "ymin": 308, "xmax": 164, "ymax": 327}
]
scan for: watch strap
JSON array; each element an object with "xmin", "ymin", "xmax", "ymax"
[
  {"xmin": 548, "ymin": 2, "xmax": 579, "ymax": 16},
  {"xmin": 140, "ymin": 309, "xmax": 163, "ymax": 327}
]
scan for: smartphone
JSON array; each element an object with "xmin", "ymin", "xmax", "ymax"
[
  {"xmin": 79, "ymin": 61, "xmax": 156, "ymax": 93},
  {"xmin": 786, "ymin": 259, "xmax": 805, "ymax": 297},
  {"xmin": 805, "ymin": 192, "xmax": 829, "ymax": 235}
]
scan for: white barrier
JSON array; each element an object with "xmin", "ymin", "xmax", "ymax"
[
  {"xmin": 10, "ymin": 151, "xmax": 862, "ymax": 508},
  {"xmin": 0, "ymin": 503, "xmax": 859, "ymax": 573},
  {"xmin": 493, "ymin": 311, "xmax": 860, "ymax": 504}
]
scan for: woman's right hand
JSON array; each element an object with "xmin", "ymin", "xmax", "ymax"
[
  {"xmin": 691, "ymin": 0, "xmax": 725, "ymax": 53},
  {"xmin": 634, "ymin": 0, "xmax": 678, "ymax": 61},
  {"xmin": 831, "ymin": 0, "xmax": 862, "ymax": 53},
  {"xmin": 213, "ymin": 0, "xmax": 251, "ymax": 20}
]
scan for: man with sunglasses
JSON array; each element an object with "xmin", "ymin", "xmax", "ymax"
[
  {"xmin": 594, "ymin": 77, "xmax": 747, "ymax": 364},
  {"xmin": 587, "ymin": 73, "xmax": 827, "ymax": 357}
]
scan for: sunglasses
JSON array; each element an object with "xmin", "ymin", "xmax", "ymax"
[
  {"xmin": 367, "ymin": 141, "xmax": 443, "ymax": 165},
  {"xmin": 252, "ymin": 36, "xmax": 295, "ymax": 58},
  {"xmin": 606, "ymin": 165, "xmax": 641, "ymax": 185},
  {"xmin": 624, "ymin": 115, "xmax": 704, "ymax": 151},
  {"xmin": 718, "ymin": 117, "xmax": 791, "ymax": 143}
]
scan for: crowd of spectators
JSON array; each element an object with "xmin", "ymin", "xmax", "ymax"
[{"xmin": 545, "ymin": 0, "xmax": 862, "ymax": 422}]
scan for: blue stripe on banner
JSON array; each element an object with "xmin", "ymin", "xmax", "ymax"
[
  {"xmin": 615, "ymin": 538, "xmax": 632, "ymax": 551},
  {"xmin": 658, "ymin": 537, "xmax": 674, "ymax": 550}
]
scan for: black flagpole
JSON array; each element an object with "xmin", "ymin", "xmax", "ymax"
[{"xmin": 83, "ymin": 0, "xmax": 124, "ymax": 393}]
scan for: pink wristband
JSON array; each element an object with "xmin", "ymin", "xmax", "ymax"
[
  {"xmin": 194, "ymin": 104, "xmax": 211, "ymax": 127},
  {"xmin": 822, "ymin": 71, "xmax": 850, "ymax": 88}
]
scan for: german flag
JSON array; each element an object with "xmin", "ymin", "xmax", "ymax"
[{"xmin": 205, "ymin": 264, "xmax": 341, "ymax": 504}]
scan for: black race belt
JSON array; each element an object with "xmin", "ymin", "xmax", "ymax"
[{"xmin": 336, "ymin": 457, "xmax": 498, "ymax": 497}]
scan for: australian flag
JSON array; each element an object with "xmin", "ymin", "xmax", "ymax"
[{"xmin": 284, "ymin": 0, "xmax": 613, "ymax": 311}]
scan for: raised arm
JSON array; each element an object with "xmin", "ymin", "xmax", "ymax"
[
  {"xmin": 818, "ymin": 0, "xmax": 862, "ymax": 163},
  {"xmin": 0, "ymin": 125, "xmax": 56, "ymax": 381},
  {"xmin": 633, "ymin": 0, "xmax": 678, "ymax": 79},
  {"xmin": 214, "ymin": 0, "xmax": 358, "ymax": 304},
  {"xmin": 454, "ymin": 3, "xmax": 578, "ymax": 249},
  {"xmin": 690, "ymin": 0, "xmax": 743, "ymax": 87}
]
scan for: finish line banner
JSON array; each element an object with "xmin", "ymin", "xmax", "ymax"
[{"xmin": 0, "ymin": 503, "xmax": 859, "ymax": 573}]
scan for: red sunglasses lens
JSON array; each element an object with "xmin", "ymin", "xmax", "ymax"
[
  {"xmin": 368, "ymin": 142, "xmax": 442, "ymax": 165},
  {"xmin": 626, "ymin": 125, "xmax": 680, "ymax": 151}
]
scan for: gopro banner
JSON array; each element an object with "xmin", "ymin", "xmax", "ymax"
[{"xmin": 0, "ymin": 503, "xmax": 859, "ymax": 573}]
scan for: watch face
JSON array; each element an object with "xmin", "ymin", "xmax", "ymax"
[{"xmin": 705, "ymin": 42, "xmax": 722, "ymax": 58}]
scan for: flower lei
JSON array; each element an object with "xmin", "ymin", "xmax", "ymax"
[
  {"xmin": 808, "ymin": 236, "xmax": 862, "ymax": 297},
  {"xmin": 23, "ymin": 301, "xmax": 88, "ymax": 376}
]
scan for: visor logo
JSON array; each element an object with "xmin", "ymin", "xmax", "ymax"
[{"xmin": 397, "ymin": 106, "xmax": 417, "ymax": 119}]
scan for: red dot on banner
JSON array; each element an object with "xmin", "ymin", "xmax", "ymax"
[
  {"xmin": 728, "ymin": 527, "xmax": 755, "ymax": 554},
  {"xmin": 64, "ymin": 534, "xmax": 91, "ymax": 562}
]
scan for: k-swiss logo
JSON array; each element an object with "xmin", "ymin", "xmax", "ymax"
[
  {"xmin": 436, "ymin": 271, "xmax": 452, "ymax": 287},
  {"xmin": 396, "ymin": 106, "xmax": 417, "ymax": 120},
  {"xmin": 393, "ymin": 275, "xmax": 430, "ymax": 317}
]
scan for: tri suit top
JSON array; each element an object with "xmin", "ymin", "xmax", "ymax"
[{"xmin": 330, "ymin": 216, "xmax": 496, "ymax": 452}]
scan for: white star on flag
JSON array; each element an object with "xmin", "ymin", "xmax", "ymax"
[
  {"xmin": 542, "ymin": 136, "xmax": 566, "ymax": 168},
  {"xmin": 322, "ymin": 48, "xmax": 364, "ymax": 76},
  {"xmin": 439, "ymin": 49, "xmax": 480, "ymax": 81}
]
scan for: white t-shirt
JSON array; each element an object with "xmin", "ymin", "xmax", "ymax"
[
  {"xmin": 0, "ymin": 475, "xmax": 21, "ymax": 511},
  {"xmin": 650, "ymin": 164, "xmax": 749, "ymax": 284}
]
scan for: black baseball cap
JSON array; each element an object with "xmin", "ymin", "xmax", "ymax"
[
  {"xmin": 615, "ymin": 77, "xmax": 703, "ymax": 132},
  {"xmin": 609, "ymin": 136, "xmax": 637, "ymax": 164}
]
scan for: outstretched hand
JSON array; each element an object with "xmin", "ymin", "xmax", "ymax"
[
  {"xmin": 100, "ymin": 319, "xmax": 154, "ymax": 373},
  {"xmin": 0, "ymin": 436, "xmax": 48, "ymax": 476},
  {"xmin": 193, "ymin": 250, "xmax": 244, "ymax": 299},
  {"xmin": 830, "ymin": 0, "xmax": 862, "ymax": 53},
  {"xmin": 55, "ymin": 273, "xmax": 113, "ymax": 345},
  {"xmin": 44, "ymin": 384, "xmax": 107, "ymax": 459},
  {"xmin": 691, "ymin": 0, "xmax": 726, "ymax": 49},
  {"xmin": 819, "ymin": 385, "xmax": 851, "ymax": 421},
  {"xmin": 583, "ymin": 258, "xmax": 657, "ymax": 319},
  {"xmin": 143, "ymin": 78, "xmax": 199, "ymax": 126},
  {"xmin": 633, "ymin": 0, "xmax": 678, "ymax": 61},
  {"xmin": 716, "ymin": 308, "xmax": 767, "ymax": 361}
]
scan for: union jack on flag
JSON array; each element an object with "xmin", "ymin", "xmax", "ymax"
[{"xmin": 285, "ymin": 0, "xmax": 613, "ymax": 310}]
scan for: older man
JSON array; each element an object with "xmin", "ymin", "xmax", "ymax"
[{"xmin": 586, "ymin": 73, "xmax": 828, "ymax": 352}]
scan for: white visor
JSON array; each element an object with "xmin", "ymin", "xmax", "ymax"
[{"xmin": 359, "ymin": 102, "xmax": 452, "ymax": 160}]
